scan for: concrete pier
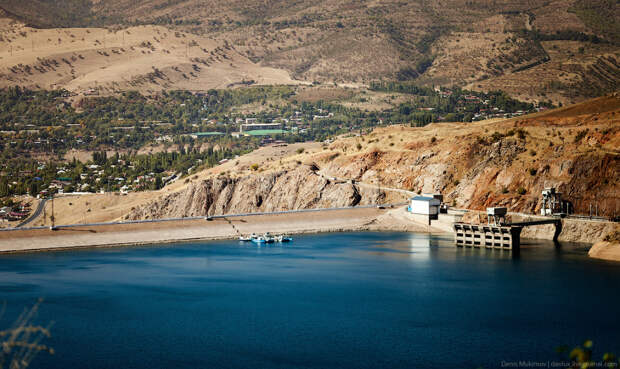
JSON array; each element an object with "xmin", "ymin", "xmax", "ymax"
[
  {"xmin": 453, "ymin": 223, "xmax": 522, "ymax": 250},
  {"xmin": 453, "ymin": 217, "xmax": 563, "ymax": 251}
]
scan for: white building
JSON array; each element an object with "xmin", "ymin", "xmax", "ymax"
[{"xmin": 409, "ymin": 196, "xmax": 440, "ymax": 219}]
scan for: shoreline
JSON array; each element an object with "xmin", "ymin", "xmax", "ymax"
[
  {"xmin": 0, "ymin": 207, "xmax": 447, "ymax": 254},
  {"xmin": 1, "ymin": 206, "xmax": 618, "ymax": 262},
  {"xmin": 0, "ymin": 227, "xmax": 439, "ymax": 255}
]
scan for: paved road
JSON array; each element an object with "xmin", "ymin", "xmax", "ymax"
[{"xmin": 16, "ymin": 198, "xmax": 48, "ymax": 228}]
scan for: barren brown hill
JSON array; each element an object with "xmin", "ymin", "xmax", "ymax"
[
  {"xmin": 1, "ymin": 0, "xmax": 618, "ymax": 103},
  {"xmin": 0, "ymin": 20, "xmax": 298, "ymax": 94}
]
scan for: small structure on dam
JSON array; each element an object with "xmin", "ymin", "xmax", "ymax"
[
  {"xmin": 453, "ymin": 207, "xmax": 563, "ymax": 252},
  {"xmin": 408, "ymin": 196, "xmax": 441, "ymax": 220},
  {"xmin": 540, "ymin": 187, "xmax": 572, "ymax": 216},
  {"xmin": 454, "ymin": 207, "xmax": 521, "ymax": 250}
]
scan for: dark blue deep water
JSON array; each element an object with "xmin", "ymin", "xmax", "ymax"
[{"xmin": 0, "ymin": 232, "xmax": 619, "ymax": 369}]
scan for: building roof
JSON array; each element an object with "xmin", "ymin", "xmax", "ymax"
[
  {"xmin": 410, "ymin": 196, "xmax": 441, "ymax": 204},
  {"xmin": 193, "ymin": 132, "xmax": 224, "ymax": 136},
  {"xmin": 244, "ymin": 129, "xmax": 288, "ymax": 136}
]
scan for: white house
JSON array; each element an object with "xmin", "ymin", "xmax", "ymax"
[{"xmin": 409, "ymin": 196, "xmax": 441, "ymax": 219}]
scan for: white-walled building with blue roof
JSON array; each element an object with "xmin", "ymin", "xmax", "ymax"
[{"xmin": 408, "ymin": 196, "xmax": 441, "ymax": 219}]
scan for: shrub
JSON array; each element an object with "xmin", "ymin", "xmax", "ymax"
[
  {"xmin": 574, "ymin": 129, "xmax": 588, "ymax": 143},
  {"xmin": 296, "ymin": 147, "xmax": 305, "ymax": 154},
  {"xmin": 529, "ymin": 168, "xmax": 537, "ymax": 176},
  {"xmin": 517, "ymin": 187, "xmax": 527, "ymax": 195},
  {"xmin": 430, "ymin": 136, "xmax": 437, "ymax": 143},
  {"xmin": 356, "ymin": 143, "xmax": 362, "ymax": 150},
  {"xmin": 501, "ymin": 187, "xmax": 509, "ymax": 194},
  {"xmin": 250, "ymin": 164, "xmax": 259, "ymax": 171},
  {"xmin": 529, "ymin": 149, "xmax": 537, "ymax": 156},
  {"xmin": 490, "ymin": 131, "xmax": 504, "ymax": 143}
]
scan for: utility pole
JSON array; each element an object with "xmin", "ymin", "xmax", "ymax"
[
  {"xmin": 50, "ymin": 194, "xmax": 56, "ymax": 230},
  {"xmin": 377, "ymin": 173, "xmax": 381, "ymax": 205}
]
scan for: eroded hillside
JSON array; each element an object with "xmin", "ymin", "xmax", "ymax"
[
  {"xmin": 127, "ymin": 95, "xmax": 620, "ymax": 220},
  {"xmin": 128, "ymin": 165, "xmax": 387, "ymax": 219},
  {"xmin": 314, "ymin": 95, "xmax": 619, "ymax": 216}
]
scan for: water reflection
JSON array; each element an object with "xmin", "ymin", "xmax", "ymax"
[
  {"xmin": 364, "ymin": 233, "xmax": 447, "ymax": 261},
  {"xmin": 407, "ymin": 233, "xmax": 437, "ymax": 261}
]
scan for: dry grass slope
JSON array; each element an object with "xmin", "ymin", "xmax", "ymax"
[
  {"xmin": 0, "ymin": 20, "xmax": 298, "ymax": 94},
  {"xmin": 0, "ymin": 0, "xmax": 618, "ymax": 102}
]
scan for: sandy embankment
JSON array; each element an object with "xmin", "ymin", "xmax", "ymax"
[
  {"xmin": 588, "ymin": 229, "xmax": 620, "ymax": 262},
  {"xmin": 588, "ymin": 242, "xmax": 620, "ymax": 262},
  {"xmin": 0, "ymin": 207, "xmax": 442, "ymax": 253}
]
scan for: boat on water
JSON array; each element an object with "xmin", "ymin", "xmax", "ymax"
[
  {"xmin": 263, "ymin": 232, "xmax": 276, "ymax": 243},
  {"xmin": 247, "ymin": 233, "xmax": 293, "ymax": 244},
  {"xmin": 251, "ymin": 235, "xmax": 267, "ymax": 244},
  {"xmin": 275, "ymin": 235, "xmax": 293, "ymax": 242},
  {"xmin": 239, "ymin": 233, "xmax": 257, "ymax": 242}
]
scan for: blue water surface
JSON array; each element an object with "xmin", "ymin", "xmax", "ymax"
[{"xmin": 0, "ymin": 232, "xmax": 618, "ymax": 369}]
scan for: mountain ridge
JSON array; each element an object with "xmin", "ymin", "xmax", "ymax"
[{"xmin": 0, "ymin": 0, "xmax": 618, "ymax": 103}]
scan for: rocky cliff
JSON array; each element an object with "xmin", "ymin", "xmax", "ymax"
[
  {"xmin": 316, "ymin": 96, "xmax": 620, "ymax": 217},
  {"xmin": 128, "ymin": 165, "xmax": 386, "ymax": 220}
]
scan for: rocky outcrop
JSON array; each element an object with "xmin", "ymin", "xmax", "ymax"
[
  {"xmin": 317, "ymin": 101, "xmax": 620, "ymax": 218},
  {"xmin": 128, "ymin": 165, "xmax": 381, "ymax": 220},
  {"xmin": 589, "ymin": 241, "xmax": 620, "ymax": 262},
  {"xmin": 589, "ymin": 230, "xmax": 620, "ymax": 262}
]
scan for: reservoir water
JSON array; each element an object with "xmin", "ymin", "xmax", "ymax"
[{"xmin": 1, "ymin": 232, "xmax": 619, "ymax": 369}]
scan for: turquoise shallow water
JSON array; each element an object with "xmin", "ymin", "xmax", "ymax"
[{"xmin": 0, "ymin": 231, "xmax": 618, "ymax": 369}]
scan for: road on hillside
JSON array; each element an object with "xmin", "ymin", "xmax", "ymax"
[
  {"xmin": 316, "ymin": 171, "xmax": 415, "ymax": 196},
  {"xmin": 17, "ymin": 198, "xmax": 48, "ymax": 228}
]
